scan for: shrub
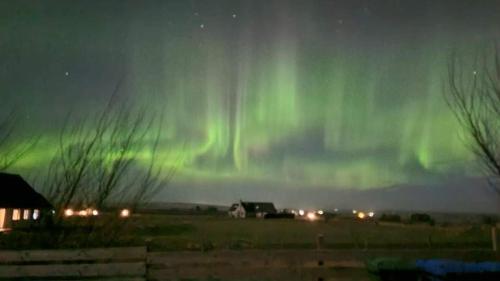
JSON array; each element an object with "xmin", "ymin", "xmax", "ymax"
[
  {"xmin": 481, "ymin": 215, "xmax": 497, "ymax": 226},
  {"xmin": 379, "ymin": 213, "xmax": 401, "ymax": 223},
  {"xmin": 410, "ymin": 213, "xmax": 434, "ymax": 225}
]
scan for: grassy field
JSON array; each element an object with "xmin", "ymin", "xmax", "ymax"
[
  {"xmin": 0, "ymin": 213, "xmax": 494, "ymax": 251},
  {"xmin": 125, "ymin": 213, "xmax": 493, "ymax": 251}
]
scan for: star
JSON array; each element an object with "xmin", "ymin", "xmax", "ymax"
[
  {"xmin": 65, "ymin": 72, "xmax": 69, "ymax": 76},
  {"xmin": 232, "ymin": 14, "xmax": 237, "ymax": 18},
  {"xmin": 200, "ymin": 24, "xmax": 205, "ymax": 29}
]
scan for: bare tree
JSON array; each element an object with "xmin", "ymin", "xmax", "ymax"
[
  {"xmin": 44, "ymin": 94, "xmax": 178, "ymax": 216},
  {"xmin": 446, "ymin": 45, "xmax": 500, "ymax": 193},
  {"xmin": 0, "ymin": 111, "xmax": 37, "ymax": 171}
]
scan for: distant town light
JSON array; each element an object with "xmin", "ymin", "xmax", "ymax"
[
  {"xmin": 352, "ymin": 209, "xmax": 357, "ymax": 214},
  {"xmin": 120, "ymin": 209, "xmax": 130, "ymax": 218},
  {"xmin": 78, "ymin": 210, "xmax": 88, "ymax": 216},
  {"xmin": 92, "ymin": 209, "xmax": 99, "ymax": 216},
  {"xmin": 368, "ymin": 212, "xmax": 375, "ymax": 218},
  {"xmin": 334, "ymin": 208, "xmax": 339, "ymax": 212},
  {"xmin": 298, "ymin": 209, "xmax": 305, "ymax": 216},
  {"xmin": 357, "ymin": 212, "xmax": 366, "ymax": 219},
  {"xmin": 317, "ymin": 210, "xmax": 324, "ymax": 215},
  {"xmin": 306, "ymin": 212, "xmax": 316, "ymax": 221},
  {"xmin": 64, "ymin": 209, "xmax": 74, "ymax": 217}
]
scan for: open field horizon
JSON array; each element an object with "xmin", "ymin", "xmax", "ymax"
[{"xmin": 2, "ymin": 213, "xmax": 498, "ymax": 252}]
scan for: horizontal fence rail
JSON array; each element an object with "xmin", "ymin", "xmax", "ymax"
[
  {"xmin": 0, "ymin": 247, "xmax": 147, "ymax": 281},
  {"xmin": 146, "ymin": 249, "xmax": 499, "ymax": 281},
  {"xmin": 0, "ymin": 247, "xmax": 147, "ymax": 263},
  {"xmin": 148, "ymin": 250, "xmax": 368, "ymax": 281},
  {"xmin": 0, "ymin": 247, "xmax": 498, "ymax": 281}
]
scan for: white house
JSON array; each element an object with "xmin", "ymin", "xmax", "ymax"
[{"xmin": 228, "ymin": 200, "xmax": 277, "ymax": 218}]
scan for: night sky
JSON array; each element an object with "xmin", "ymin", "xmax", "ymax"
[{"xmin": 2, "ymin": 0, "xmax": 500, "ymax": 212}]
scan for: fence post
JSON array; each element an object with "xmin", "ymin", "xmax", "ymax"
[
  {"xmin": 316, "ymin": 234, "xmax": 325, "ymax": 281},
  {"xmin": 316, "ymin": 233, "xmax": 324, "ymax": 250},
  {"xmin": 492, "ymin": 226, "xmax": 498, "ymax": 252}
]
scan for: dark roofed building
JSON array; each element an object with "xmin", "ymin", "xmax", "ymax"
[
  {"xmin": 229, "ymin": 200, "xmax": 277, "ymax": 218},
  {"xmin": 0, "ymin": 172, "xmax": 53, "ymax": 231}
]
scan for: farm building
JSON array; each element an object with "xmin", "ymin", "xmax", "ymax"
[
  {"xmin": 228, "ymin": 200, "xmax": 277, "ymax": 218},
  {"xmin": 0, "ymin": 172, "xmax": 53, "ymax": 232}
]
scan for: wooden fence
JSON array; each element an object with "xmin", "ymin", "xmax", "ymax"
[
  {"xmin": 147, "ymin": 250, "xmax": 369, "ymax": 281},
  {"xmin": 0, "ymin": 247, "xmax": 498, "ymax": 281},
  {"xmin": 0, "ymin": 247, "xmax": 147, "ymax": 281}
]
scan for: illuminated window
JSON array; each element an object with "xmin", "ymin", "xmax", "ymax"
[
  {"xmin": 23, "ymin": 209, "xmax": 30, "ymax": 220},
  {"xmin": 12, "ymin": 209, "xmax": 21, "ymax": 221},
  {"xmin": 33, "ymin": 209, "xmax": 40, "ymax": 220},
  {"xmin": 0, "ymin": 209, "xmax": 5, "ymax": 230}
]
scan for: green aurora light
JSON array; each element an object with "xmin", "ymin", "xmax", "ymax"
[{"xmin": 1, "ymin": 0, "xmax": 498, "ymax": 194}]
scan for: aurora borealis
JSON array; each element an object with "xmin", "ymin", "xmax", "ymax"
[{"xmin": 2, "ymin": 0, "xmax": 500, "ymax": 211}]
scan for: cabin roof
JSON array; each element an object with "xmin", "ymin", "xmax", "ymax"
[{"xmin": 0, "ymin": 172, "xmax": 53, "ymax": 209}]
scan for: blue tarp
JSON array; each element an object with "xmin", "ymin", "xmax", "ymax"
[
  {"xmin": 368, "ymin": 258, "xmax": 500, "ymax": 281},
  {"xmin": 415, "ymin": 259, "xmax": 500, "ymax": 276}
]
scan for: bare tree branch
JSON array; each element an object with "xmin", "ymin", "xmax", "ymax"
[
  {"xmin": 446, "ymin": 45, "xmax": 500, "ymax": 194},
  {"xmin": 44, "ymin": 94, "xmax": 179, "ymax": 221},
  {"xmin": 0, "ymin": 110, "xmax": 38, "ymax": 171}
]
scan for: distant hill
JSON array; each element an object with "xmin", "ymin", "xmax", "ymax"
[{"xmin": 140, "ymin": 202, "xmax": 229, "ymax": 212}]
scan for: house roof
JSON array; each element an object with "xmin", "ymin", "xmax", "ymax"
[
  {"xmin": 229, "ymin": 203, "xmax": 239, "ymax": 212},
  {"xmin": 241, "ymin": 202, "xmax": 276, "ymax": 213},
  {"xmin": 0, "ymin": 172, "xmax": 53, "ymax": 209}
]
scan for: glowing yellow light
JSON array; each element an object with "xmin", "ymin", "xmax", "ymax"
[
  {"xmin": 368, "ymin": 212, "xmax": 375, "ymax": 217},
  {"xmin": 78, "ymin": 210, "xmax": 88, "ymax": 216},
  {"xmin": 357, "ymin": 212, "xmax": 366, "ymax": 219},
  {"xmin": 92, "ymin": 210, "xmax": 99, "ymax": 216},
  {"xmin": 64, "ymin": 209, "xmax": 74, "ymax": 217},
  {"xmin": 298, "ymin": 209, "xmax": 305, "ymax": 216},
  {"xmin": 317, "ymin": 210, "xmax": 324, "ymax": 215},
  {"xmin": 120, "ymin": 209, "xmax": 130, "ymax": 218},
  {"xmin": 12, "ymin": 209, "xmax": 20, "ymax": 221},
  {"xmin": 306, "ymin": 212, "xmax": 316, "ymax": 221}
]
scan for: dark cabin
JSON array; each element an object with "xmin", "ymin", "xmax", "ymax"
[{"xmin": 0, "ymin": 172, "xmax": 53, "ymax": 231}]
